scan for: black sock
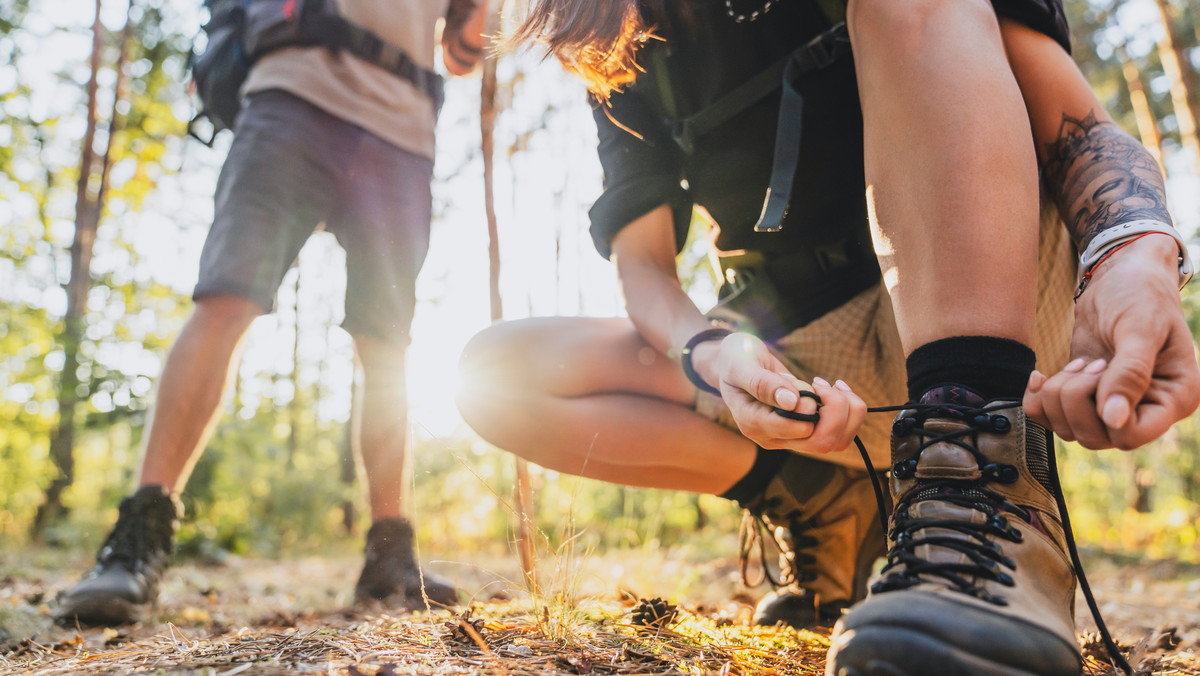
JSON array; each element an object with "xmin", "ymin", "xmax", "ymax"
[
  {"xmin": 906, "ymin": 336, "xmax": 1035, "ymax": 402},
  {"xmin": 719, "ymin": 447, "xmax": 788, "ymax": 506}
]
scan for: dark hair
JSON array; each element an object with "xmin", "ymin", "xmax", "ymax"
[{"xmin": 511, "ymin": 0, "xmax": 672, "ymax": 98}]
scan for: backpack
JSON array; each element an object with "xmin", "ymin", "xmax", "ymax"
[{"xmin": 188, "ymin": 0, "xmax": 444, "ymax": 145}]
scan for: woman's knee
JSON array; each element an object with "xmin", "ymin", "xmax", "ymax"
[
  {"xmin": 455, "ymin": 318, "xmax": 583, "ymax": 421},
  {"xmin": 454, "ymin": 316, "xmax": 678, "ymax": 421},
  {"xmin": 457, "ymin": 319, "xmax": 544, "ymax": 388}
]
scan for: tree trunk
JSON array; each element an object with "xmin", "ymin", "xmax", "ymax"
[
  {"xmin": 480, "ymin": 0, "xmax": 539, "ymax": 595},
  {"xmin": 288, "ymin": 267, "xmax": 302, "ymax": 464},
  {"xmin": 340, "ymin": 367, "xmax": 361, "ymax": 535},
  {"xmin": 692, "ymin": 494, "xmax": 707, "ymax": 530},
  {"xmin": 1118, "ymin": 46, "xmax": 1167, "ymax": 176},
  {"xmin": 1153, "ymin": 0, "xmax": 1200, "ymax": 175},
  {"xmin": 482, "ymin": 57, "xmax": 503, "ymax": 324},
  {"xmin": 34, "ymin": 0, "xmax": 120, "ymax": 537},
  {"xmin": 1130, "ymin": 464, "xmax": 1156, "ymax": 513}
]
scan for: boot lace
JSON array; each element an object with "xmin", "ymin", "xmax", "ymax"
[
  {"xmin": 738, "ymin": 502, "xmax": 819, "ymax": 588},
  {"xmin": 871, "ymin": 400, "xmax": 1025, "ymax": 603},
  {"xmin": 851, "ymin": 399, "xmax": 1133, "ymax": 675},
  {"xmin": 96, "ymin": 493, "xmax": 174, "ymax": 574}
]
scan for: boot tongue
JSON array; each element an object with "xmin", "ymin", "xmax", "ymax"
[
  {"xmin": 912, "ymin": 423, "xmax": 983, "ymax": 480},
  {"xmin": 912, "ymin": 385, "xmax": 986, "ymax": 482}
]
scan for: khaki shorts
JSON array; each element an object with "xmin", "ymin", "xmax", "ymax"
[{"xmin": 697, "ymin": 203, "xmax": 1077, "ymax": 468}]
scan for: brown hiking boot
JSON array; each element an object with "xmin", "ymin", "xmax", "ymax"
[
  {"xmin": 827, "ymin": 387, "xmax": 1082, "ymax": 676},
  {"xmin": 354, "ymin": 517, "xmax": 459, "ymax": 609},
  {"xmin": 56, "ymin": 486, "xmax": 181, "ymax": 626},
  {"xmin": 742, "ymin": 455, "xmax": 887, "ymax": 628}
]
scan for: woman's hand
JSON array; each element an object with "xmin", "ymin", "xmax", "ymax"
[
  {"xmin": 696, "ymin": 332, "xmax": 867, "ymax": 454},
  {"xmin": 1024, "ymin": 235, "xmax": 1200, "ymax": 449}
]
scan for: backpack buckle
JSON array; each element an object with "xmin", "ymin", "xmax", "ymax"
[{"xmin": 802, "ymin": 23, "xmax": 850, "ymax": 70}]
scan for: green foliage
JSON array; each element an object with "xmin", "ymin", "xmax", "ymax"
[
  {"xmin": 0, "ymin": 302, "xmax": 57, "ymax": 536},
  {"xmin": 1064, "ymin": 0, "xmax": 1181, "ymax": 147}
]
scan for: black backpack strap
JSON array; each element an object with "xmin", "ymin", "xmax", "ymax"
[
  {"xmin": 663, "ymin": 22, "xmax": 850, "ymax": 233},
  {"xmin": 301, "ymin": 8, "xmax": 445, "ymax": 112},
  {"xmin": 752, "ymin": 22, "xmax": 849, "ymax": 232},
  {"xmin": 671, "ymin": 22, "xmax": 849, "ymax": 155},
  {"xmin": 670, "ymin": 53, "xmax": 785, "ymax": 153}
]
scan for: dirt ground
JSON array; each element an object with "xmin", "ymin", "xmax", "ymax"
[{"xmin": 2, "ymin": 547, "xmax": 1198, "ymax": 675}]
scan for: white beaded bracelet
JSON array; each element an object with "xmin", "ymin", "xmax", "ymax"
[{"xmin": 1076, "ymin": 219, "xmax": 1194, "ymax": 292}]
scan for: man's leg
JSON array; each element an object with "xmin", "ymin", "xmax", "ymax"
[
  {"xmin": 457, "ymin": 316, "xmax": 885, "ymax": 628},
  {"xmin": 56, "ymin": 294, "xmax": 261, "ymax": 625},
  {"xmin": 139, "ymin": 295, "xmax": 263, "ymax": 491},
  {"xmin": 349, "ymin": 334, "xmax": 460, "ymax": 607},
  {"xmin": 827, "ymin": 2, "xmax": 1081, "ymax": 673},
  {"xmin": 351, "ymin": 336, "xmax": 410, "ymax": 523}
]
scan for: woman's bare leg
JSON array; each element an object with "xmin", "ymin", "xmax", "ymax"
[
  {"xmin": 847, "ymin": 0, "xmax": 1040, "ymax": 353},
  {"xmin": 455, "ymin": 316, "xmax": 757, "ymax": 494}
]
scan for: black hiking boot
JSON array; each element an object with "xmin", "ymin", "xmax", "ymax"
[
  {"xmin": 827, "ymin": 387, "xmax": 1083, "ymax": 676},
  {"xmin": 56, "ymin": 485, "xmax": 180, "ymax": 626},
  {"xmin": 354, "ymin": 517, "xmax": 458, "ymax": 609},
  {"xmin": 741, "ymin": 455, "xmax": 888, "ymax": 629}
]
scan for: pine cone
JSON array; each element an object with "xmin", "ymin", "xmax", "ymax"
[
  {"xmin": 447, "ymin": 609, "xmax": 486, "ymax": 643},
  {"xmin": 630, "ymin": 597, "xmax": 677, "ymax": 628}
]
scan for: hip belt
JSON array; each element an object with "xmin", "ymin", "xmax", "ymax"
[{"xmin": 714, "ymin": 237, "xmax": 881, "ymax": 341}]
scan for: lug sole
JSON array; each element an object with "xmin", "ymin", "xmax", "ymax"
[
  {"xmin": 56, "ymin": 594, "xmax": 146, "ymax": 626},
  {"xmin": 828, "ymin": 625, "xmax": 1079, "ymax": 676}
]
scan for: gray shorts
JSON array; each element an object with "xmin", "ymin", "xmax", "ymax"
[{"xmin": 194, "ymin": 89, "xmax": 433, "ymax": 345}]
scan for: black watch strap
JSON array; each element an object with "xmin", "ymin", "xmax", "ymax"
[{"xmin": 680, "ymin": 328, "xmax": 733, "ymax": 396}]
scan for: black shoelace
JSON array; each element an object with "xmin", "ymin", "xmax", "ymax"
[
  {"xmin": 842, "ymin": 400, "xmax": 1134, "ymax": 675},
  {"xmin": 97, "ymin": 495, "xmax": 173, "ymax": 573}
]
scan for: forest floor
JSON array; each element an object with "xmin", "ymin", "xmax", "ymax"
[{"xmin": 2, "ymin": 545, "xmax": 1198, "ymax": 675}]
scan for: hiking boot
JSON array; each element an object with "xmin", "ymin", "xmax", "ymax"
[
  {"xmin": 741, "ymin": 455, "xmax": 888, "ymax": 629},
  {"xmin": 56, "ymin": 485, "xmax": 181, "ymax": 626},
  {"xmin": 827, "ymin": 387, "xmax": 1082, "ymax": 676},
  {"xmin": 354, "ymin": 517, "xmax": 458, "ymax": 609}
]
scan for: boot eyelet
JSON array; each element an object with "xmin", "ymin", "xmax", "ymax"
[
  {"xmin": 998, "ymin": 465, "xmax": 1019, "ymax": 483},
  {"xmin": 892, "ymin": 459, "xmax": 917, "ymax": 479},
  {"xmin": 1008, "ymin": 528, "xmax": 1023, "ymax": 542},
  {"xmin": 992, "ymin": 416, "xmax": 1011, "ymax": 433},
  {"xmin": 893, "ymin": 416, "xmax": 918, "ymax": 435},
  {"xmin": 996, "ymin": 572, "xmax": 1014, "ymax": 586}
]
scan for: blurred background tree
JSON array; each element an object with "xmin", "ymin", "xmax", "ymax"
[{"xmin": 2, "ymin": 0, "xmax": 1199, "ymax": 567}]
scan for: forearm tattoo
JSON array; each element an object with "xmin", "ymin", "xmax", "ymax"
[{"xmin": 1043, "ymin": 112, "xmax": 1174, "ymax": 251}]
